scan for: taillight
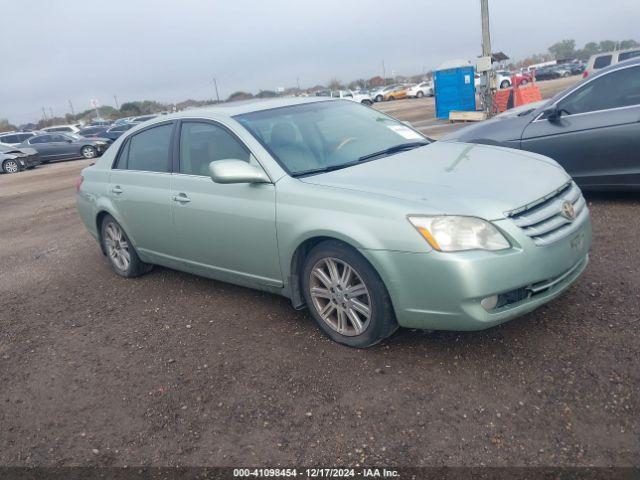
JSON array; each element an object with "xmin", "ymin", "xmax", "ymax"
[
  {"xmin": 75, "ymin": 175, "xmax": 84, "ymax": 193},
  {"xmin": 582, "ymin": 71, "xmax": 589, "ymax": 78}
]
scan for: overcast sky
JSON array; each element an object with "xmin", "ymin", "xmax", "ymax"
[{"xmin": 2, "ymin": 0, "xmax": 639, "ymax": 124}]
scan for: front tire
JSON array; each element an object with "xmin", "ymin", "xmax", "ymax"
[
  {"xmin": 416, "ymin": 90, "xmax": 424, "ymax": 98},
  {"xmin": 361, "ymin": 99, "xmax": 373, "ymax": 106},
  {"xmin": 302, "ymin": 240, "xmax": 397, "ymax": 348},
  {"xmin": 500, "ymin": 80, "xmax": 510, "ymax": 89},
  {"xmin": 100, "ymin": 214, "xmax": 152, "ymax": 277},
  {"xmin": 375, "ymin": 95, "xmax": 383, "ymax": 102},
  {"xmin": 81, "ymin": 146, "xmax": 97, "ymax": 159},
  {"xmin": 2, "ymin": 159, "xmax": 20, "ymax": 174}
]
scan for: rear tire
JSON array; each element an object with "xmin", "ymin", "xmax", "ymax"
[
  {"xmin": 500, "ymin": 80, "xmax": 510, "ymax": 89},
  {"xmin": 100, "ymin": 214, "xmax": 152, "ymax": 278},
  {"xmin": 302, "ymin": 240, "xmax": 398, "ymax": 348},
  {"xmin": 375, "ymin": 95, "xmax": 383, "ymax": 102}
]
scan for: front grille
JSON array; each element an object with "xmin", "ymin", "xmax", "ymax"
[{"xmin": 507, "ymin": 181, "xmax": 587, "ymax": 246}]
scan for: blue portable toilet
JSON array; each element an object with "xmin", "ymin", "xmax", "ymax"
[{"xmin": 434, "ymin": 59, "xmax": 476, "ymax": 119}]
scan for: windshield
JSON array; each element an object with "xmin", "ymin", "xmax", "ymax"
[{"xmin": 235, "ymin": 101, "xmax": 429, "ymax": 176}]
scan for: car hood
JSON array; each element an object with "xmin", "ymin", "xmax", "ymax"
[{"xmin": 299, "ymin": 141, "xmax": 570, "ymax": 220}]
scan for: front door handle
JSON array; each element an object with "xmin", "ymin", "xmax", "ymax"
[
  {"xmin": 111, "ymin": 186, "xmax": 123, "ymax": 194},
  {"xmin": 173, "ymin": 193, "xmax": 191, "ymax": 203}
]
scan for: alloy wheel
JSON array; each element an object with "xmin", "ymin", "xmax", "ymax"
[
  {"xmin": 309, "ymin": 257, "xmax": 372, "ymax": 337},
  {"xmin": 82, "ymin": 146, "xmax": 96, "ymax": 159},
  {"xmin": 104, "ymin": 221, "xmax": 130, "ymax": 271},
  {"xmin": 3, "ymin": 160, "xmax": 19, "ymax": 173}
]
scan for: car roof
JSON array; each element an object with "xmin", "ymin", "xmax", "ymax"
[{"xmin": 151, "ymin": 96, "xmax": 335, "ymax": 120}]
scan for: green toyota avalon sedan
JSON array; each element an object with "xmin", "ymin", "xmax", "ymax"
[{"xmin": 76, "ymin": 98, "xmax": 591, "ymax": 347}]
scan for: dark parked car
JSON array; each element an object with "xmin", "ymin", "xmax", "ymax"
[
  {"xmin": 0, "ymin": 143, "xmax": 41, "ymax": 173},
  {"xmin": 100, "ymin": 123, "xmax": 135, "ymax": 141},
  {"xmin": 534, "ymin": 66, "xmax": 561, "ymax": 81},
  {"xmin": 79, "ymin": 126, "xmax": 109, "ymax": 138},
  {"xmin": 20, "ymin": 133, "xmax": 109, "ymax": 162},
  {"xmin": 443, "ymin": 58, "xmax": 640, "ymax": 190},
  {"xmin": 569, "ymin": 62, "xmax": 586, "ymax": 75}
]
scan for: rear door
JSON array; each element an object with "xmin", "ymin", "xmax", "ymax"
[
  {"xmin": 521, "ymin": 64, "xmax": 640, "ymax": 187},
  {"xmin": 109, "ymin": 122, "xmax": 179, "ymax": 265},
  {"xmin": 171, "ymin": 119, "xmax": 281, "ymax": 287}
]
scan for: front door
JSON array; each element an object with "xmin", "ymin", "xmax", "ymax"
[
  {"xmin": 109, "ymin": 122, "xmax": 178, "ymax": 265},
  {"xmin": 171, "ymin": 120, "xmax": 282, "ymax": 288},
  {"xmin": 521, "ymin": 64, "xmax": 640, "ymax": 187}
]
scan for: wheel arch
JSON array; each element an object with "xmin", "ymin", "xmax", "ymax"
[{"xmin": 288, "ymin": 234, "xmax": 377, "ymax": 310}]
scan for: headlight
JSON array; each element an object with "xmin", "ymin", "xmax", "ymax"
[{"xmin": 407, "ymin": 215, "xmax": 510, "ymax": 252}]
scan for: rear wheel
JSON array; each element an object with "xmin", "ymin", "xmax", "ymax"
[
  {"xmin": 2, "ymin": 159, "xmax": 20, "ymax": 174},
  {"xmin": 302, "ymin": 240, "xmax": 397, "ymax": 348},
  {"xmin": 500, "ymin": 80, "xmax": 510, "ymax": 89},
  {"xmin": 375, "ymin": 95, "xmax": 383, "ymax": 102},
  {"xmin": 100, "ymin": 214, "xmax": 152, "ymax": 277},
  {"xmin": 81, "ymin": 146, "xmax": 97, "ymax": 159}
]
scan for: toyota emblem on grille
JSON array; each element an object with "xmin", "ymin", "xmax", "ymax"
[{"xmin": 561, "ymin": 201, "xmax": 576, "ymax": 220}]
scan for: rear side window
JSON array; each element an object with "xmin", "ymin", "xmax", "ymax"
[
  {"xmin": 0, "ymin": 134, "xmax": 17, "ymax": 143},
  {"xmin": 116, "ymin": 123, "xmax": 173, "ymax": 172},
  {"xmin": 179, "ymin": 121, "xmax": 250, "ymax": 176},
  {"xmin": 618, "ymin": 50, "xmax": 640, "ymax": 62},
  {"xmin": 593, "ymin": 55, "xmax": 612, "ymax": 69}
]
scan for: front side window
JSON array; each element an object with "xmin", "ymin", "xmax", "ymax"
[
  {"xmin": 30, "ymin": 135, "xmax": 51, "ymax": 144},
  {"xmin": 118, "ymin": 123, "xmax": 172, "ymax": 172},
  {"xmin": 558, "ymin": 66, "xmax": 640, "ymax": 115},
  {"xmin": 50, "ymin": 134, "xmax": 69, "ymax": 142},
  {"xmin": 593, "ymin": 55, "xmax": 612, "ymax": 69},
  {"xmin": 179, "ymin": 121, "xmax": 250, "ymax": 176},
  {"xmin": 235, "ymin": 101, "xmax": 429, "ymax": 176}
]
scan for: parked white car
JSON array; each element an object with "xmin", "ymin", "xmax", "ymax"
[
  {"xmin": 406, "ymin": 81, "xmax": 434, "ymax": 98},
  {"xmin": 328, "ymin": 90, "xmax": 373, "ymax": 105},
  {"xmin": 0, "ymin": 131, "xmax": 39, "ymax": 146},
  {"xmin": 41, "ymin": 124, "xmax": 81, "ymax": 134},
  {"xmin": 584, "ymin": 48, "xmax": 640, "ymax": 77}
]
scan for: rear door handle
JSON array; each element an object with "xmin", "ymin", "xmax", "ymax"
[
  {"xmin": 173, "ymin": 193, "xmax": 191, "ymax": 203},
  {"xmin": 111, "ymin": 186, "xmax": 123, "ymax": 194}
]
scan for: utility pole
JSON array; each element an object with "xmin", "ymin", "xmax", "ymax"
[
  {"xmin": 42, "ymin": 107, "xmax": 47, "ymax": 121},
  {"xmin": 113, "ymin": 94, "xmax": 119, "ymax": 109},
  {"xmin": 68, "ymin": 100, "xmax": 75, "ymax": 118},
  {"xmin": 213, "ymin": 77, "xmax": 220, "ymax": 103},
  {"xmin": 382, "ymin": 60, "xmax": 386, "ymax": 85},
  {"xmin": 480, "ymin": 0, "xmax": 495, "ymax": 116},
  {"xmin": 49, "ymin": 107, "xmax": 54, "ymax": 119},
  {"xmin": 296, "ymin": 77, "xmax": 300, "ymax": 91}
]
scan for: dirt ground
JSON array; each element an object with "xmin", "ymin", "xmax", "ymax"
[{"xmin": 1, "ymin": 75, "xmax": 638, "ymax": 468}]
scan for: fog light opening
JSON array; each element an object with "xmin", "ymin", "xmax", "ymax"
[{"xmin": 481, "ymin": 295, "xmax": 499, "ymax": 311}]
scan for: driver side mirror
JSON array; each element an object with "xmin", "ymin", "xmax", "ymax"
[
  {"xmin": 542, "ymin": 106, "xmax": 561, "ymax": 122},
  {"xmin": 208, "ymin": 159, "xmax": 270, "ymax": 184}
]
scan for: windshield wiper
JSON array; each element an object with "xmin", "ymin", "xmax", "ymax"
[
  {"xmin": 357, "ymin": 141, "xmax": 428, "ymax": 163},
  {"xmin": 291, "ymin": 162, "xmax": 360, "ymax": 177}
]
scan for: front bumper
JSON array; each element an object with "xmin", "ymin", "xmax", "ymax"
[{"xmin": 360, "ymin": 214, "xmax": 592, "ymax": 331}]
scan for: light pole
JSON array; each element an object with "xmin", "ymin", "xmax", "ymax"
[
  {"xmin": 480, "ymin": 0, "xmax": 495, "ymax": 116},
  {"xmin": 213, "ymin": 77, "xmax": 220, "ymax": 103}
]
